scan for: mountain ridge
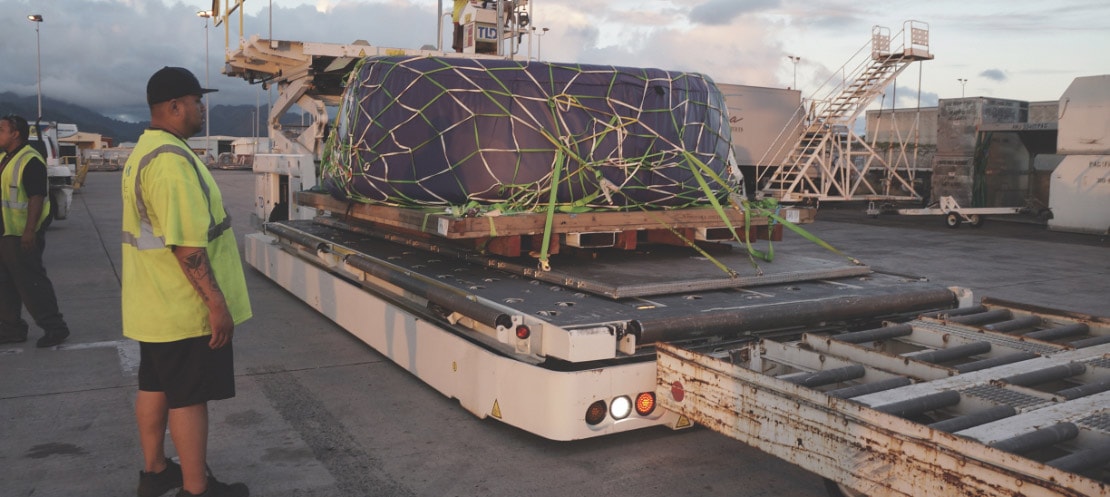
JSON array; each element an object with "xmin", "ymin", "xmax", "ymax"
[{"xmin": 0, "ymin": 92, "xmax": 272, "ymax": 144}]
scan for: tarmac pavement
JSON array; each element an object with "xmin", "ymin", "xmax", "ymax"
[{"xmin": 1, "ymin": 169, "xmax": 1106, "ymax": 497}]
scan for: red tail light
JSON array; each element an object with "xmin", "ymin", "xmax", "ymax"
[
  {"xmin": 515, "ymin": 325, "xmax": 530, "ymax": 339},
  {"xmin": 635, "ymin": 392, "xmax": 656, "ymax": 416},
  {"xmin": 585, "ymin": 400, "xmax": 607, "ymax": 425}
]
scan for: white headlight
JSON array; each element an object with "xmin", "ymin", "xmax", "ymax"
[{"xmin": 610, "ymin": 396, "xmax": 632, "ymax": 420}]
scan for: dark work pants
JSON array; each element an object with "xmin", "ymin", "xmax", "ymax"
[
  {"xmin": 0, "ymin": 233, "xmax": 69, "ymax": 338},
  {"xmin": 453, "ymin": 22, "xmax": 463, "ymax": 52}
]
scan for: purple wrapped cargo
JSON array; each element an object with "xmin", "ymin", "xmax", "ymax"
[{"xmin": 322, "ymin": 56, "xmax": 732, "ymax": 211}]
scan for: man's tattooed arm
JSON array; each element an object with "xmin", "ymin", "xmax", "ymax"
[{"xmin": 172, "ymin": 245, "xmax": 235, "ymax": 349}]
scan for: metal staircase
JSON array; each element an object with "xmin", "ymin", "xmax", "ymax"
[{"xmin": 759, "ymin": 21, "xmax": 933, "ymax": 202}]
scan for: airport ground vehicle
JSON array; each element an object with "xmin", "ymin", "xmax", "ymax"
[
  {"xmin": 871, "ymin": 194, "xmax": 1028, "ymax": 228},
  {"xmin": 27, "ymin": 121, "xmax": 77, "ymax": 220},
  {"xmin": 221, "ymin": 19, "xmax": 878, "ymax": 442},
  {"xmin": 211, "ymin": 2, "xmax": 1107, "ymax": 495}
]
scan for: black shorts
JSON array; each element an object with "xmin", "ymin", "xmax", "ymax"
[{"xmin": 138, "ymin": 336, "xmax": 236, "ymax": 408}]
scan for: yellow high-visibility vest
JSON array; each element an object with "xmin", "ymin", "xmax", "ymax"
[
  {"xmin": 120, "ymin": 129, "xmax": 251, "ymax": 342},
  {"xmin": 0, "ymin": 145, "xmax": 52, "ymax": 235}
]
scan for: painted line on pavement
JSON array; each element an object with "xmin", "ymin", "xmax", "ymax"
[{"xmin": 58, "ymin": 339, "xmax": 141, "ymax": 375}]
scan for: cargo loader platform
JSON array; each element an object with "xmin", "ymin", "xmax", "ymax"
[{"xmin": 247, "ymin": 216, "xmax": 961, "ymax": 440}]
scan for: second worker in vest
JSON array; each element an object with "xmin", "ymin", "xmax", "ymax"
[
  {"xmin": 0, "ymin": 114, "xmax": 71, "ymax": 348},
  {"xmin": 122, "ymin": 67, "xmax": 252, "ymax": 497}
]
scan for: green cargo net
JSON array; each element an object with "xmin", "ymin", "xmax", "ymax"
[{"xmin": 321, "ymin": 56, "xmax": 734, "ymax": 213}]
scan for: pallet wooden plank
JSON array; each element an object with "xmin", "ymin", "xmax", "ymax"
[{"xmin": 296, "ymin": 191, "xmax": 813, "ymax": 239}]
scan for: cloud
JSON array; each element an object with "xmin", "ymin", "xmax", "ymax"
[
  {"xmin": 1, "ymin": 0, "xmax": 1105, "ymax": 124},
  {"xmin": 689, "ymin": 0, "xmax": 780, "ymax": 26},
  {"xmin": 891, "ymin": 85, "xmax": 938, "ymax": 108},
  {"xmin": 549, "ymin": 9, "xmax": 783, "ymax": 88},
  {"xmin": 979, "ymin": 69, "xmax": 1007, "ymax": 82},
  {"xmin": 0, "ymin": 0, "xmax": 444, "ymax": 121}
]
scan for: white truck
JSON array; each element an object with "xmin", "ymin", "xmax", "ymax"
[
  {"xmin": 27, "ymin": 121, "xmax": 77, "ymax": 220},
  {"xmin": 212, "ymin": 3, "xmax": 1108, "ymax": 496}
]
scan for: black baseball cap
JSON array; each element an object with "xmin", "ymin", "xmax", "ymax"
[{"xmin": 146, "ymin": 66, "xmax": 217, "ymax": 105}]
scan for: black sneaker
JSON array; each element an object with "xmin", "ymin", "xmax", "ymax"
[
  {"xmin": 138, "ymin": 459, "xmax": 183, "ymax": 497},
  {"xmin": 176, "ymin": 476, "xmax": 249, "ymax": 497},
  {"xmin": 36, "ymin": 330, "xmax": 69, "ymax": 348}
]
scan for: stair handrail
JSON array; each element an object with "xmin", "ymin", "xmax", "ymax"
[
  {"xmin": 755, "ymin": 21, "xmax": 931, "ymax": 198},
  {"xmin": 750, "ymin": 26, "xmax": 879, "ymax": 183},
  {"xmin": 754, "ymin": 28, "xmax": 877, "ymax": 186}
]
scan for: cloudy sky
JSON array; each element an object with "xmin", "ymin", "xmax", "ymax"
[{"xmin": 2, "ymin": 0, "xmax": 1107, "ymax": 122}]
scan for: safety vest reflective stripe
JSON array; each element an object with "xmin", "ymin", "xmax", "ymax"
[
  {"xmin": 121, "ymin": 220, "xmax": 167, "ymax": 250},
  {"xmin": 4, "ymin": 150, "xmax": 33, "ymax": 210},
  {"xmin": 208, "ymin": 214, "xmax": 232, "ymax": 241},
  {"xmin": 123, "ymin": 144, "xmax": 231, "ymax": 250},
  {"xmin": 5, "ymin": 178, "xmax": 25, "ymax": 208}
]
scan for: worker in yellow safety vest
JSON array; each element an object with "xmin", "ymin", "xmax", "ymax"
[
  {"xmin": 452, "ymin": 0, "xmax": 478, "ymax": 52},
  {"xmin": 0, "ymin": 114, "xmax": 71, "ymax": 348},
  {"xmin": 122, "ymin": 67, "xmax": 252, "ymax": 497}
]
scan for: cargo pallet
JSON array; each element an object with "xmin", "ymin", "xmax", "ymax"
[{"xmin": 296, "ymin": 191, "xmax": 814, "ymax": 258}]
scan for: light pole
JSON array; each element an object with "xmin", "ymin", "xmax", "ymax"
[
  {"xmin": 535, "ymin": 27, "xmax": 549, "ymax": 61},
  {"xmin": 787, "ymin": 55, "xmax": 800, "ymax": 90},
  {"xmin": 27, "ymin": 14, "xmax": 43, "ymax": 120},
  {"xmin": 957, "ymin": 78, "xmax": 968, "ymax": 98},
  {"xmin": 197, "ymin": 10, "xmax": 213, "ymax": 163}
]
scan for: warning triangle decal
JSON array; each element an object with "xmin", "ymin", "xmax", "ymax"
[
  {"xmin": 491, "ymin": 400, "xmax": 502, "ymax": 419},
  {"xmin": 675, "ymin": 415, "xmax": 692, "ymax": 429}
]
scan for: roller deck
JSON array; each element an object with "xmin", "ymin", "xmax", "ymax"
[{"xmin": 658, "ymin": 300, "xmax": 1110, "ymax": 496}]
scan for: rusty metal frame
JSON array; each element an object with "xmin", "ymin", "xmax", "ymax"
[
  {"xmin": 658, "ymin": 303, "xmax": 1109, "ymax": 496},
  {"xmin": 658, "ymin": 343, "xmax": 1106, "ymax": 496}
]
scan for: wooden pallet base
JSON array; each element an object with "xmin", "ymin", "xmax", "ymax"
[{"xmin": 297, "ymin": 191, "xmax": 808, "ymax": 257}]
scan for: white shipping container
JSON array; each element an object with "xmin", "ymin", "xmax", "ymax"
[
  {"xmin": 1048, "ymin": 155, "xmax": 1110, "ymax": 234},
  {"xmin": 716, "ymin": 83, "xmax": 802, "ymax": 167},
  {"xmin": 1057, "ymin": 75, "xmax": 1110, "ymax": 154}
]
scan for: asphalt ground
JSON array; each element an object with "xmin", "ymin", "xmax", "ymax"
[{"xmin": 1, "ymin": 169, "xmax": 1106, "ymax": 497}]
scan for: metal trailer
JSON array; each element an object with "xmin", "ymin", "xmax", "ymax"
[
  {"xmin": 658, "ymin": 299, "xmax": 1109, "ymax": 496},
  {"xmin": 870, "ymin": 195, "xmax": 1028, "ymax": 228},
  {"xmin": 866, "ymin": 115, "xmax": 1053, "ymax": 228}
]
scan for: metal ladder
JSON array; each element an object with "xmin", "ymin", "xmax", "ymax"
[{"xmin": 761, "ymin": 21, "xmax": 934, "ymax": 202}]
